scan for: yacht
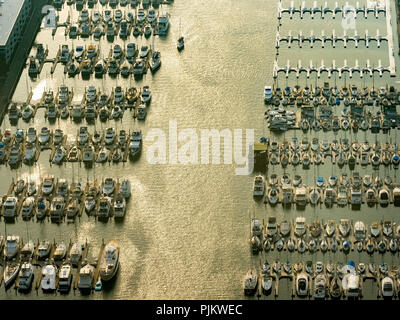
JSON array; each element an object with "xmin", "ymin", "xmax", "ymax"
[
  {"xmin": 323, "ymin": 188, "xmax": 336, "ymax": 207},
  {"xmin": 309, "ymin": 188, "xmax": 320, "ymax": 205},
  {"xmin": 267, "ymin": 187, "xmax": 278, "ymax": 205},
  {"xmin": 17, "ymin": 263, "xmax": 34, "ymax": 292},
  {"xmin": 105, "ymin": 127, "xmax": 116, "ymax": 145},
  {"xmin": 103, "ymin": 178, "xmax": 115, "ymax": 196},
  {"xmin": 66, "ymin": 199, "xmax": 80, "ymax": 220},
  {"xmin": 96, "ymin": 147, "xmax": 109, "ymax": 163},
  {"xmin": 26, "ymin": 127, "xmax": 37, "ymax": 144},
  {"xmin": 4, "ymin": 235, "xmax": 20, "ymax": 260},
  {"xmin": 129, "ymin": 130, "xmax": 142, "ymax": 160},
  {"xmin": 58, "ymin": 264, "xmax": 73, "ymax": 293},
  {"xmin": 243, "ymin": 269, "xmax": 258, "ymax": 296},
  {"xmin": 329, "ymin": 276, "xmax": 342, "ymax": 299},
  {"xmin": 279, "ymin": 220, "xmax": 291, "ymax": 237},
  {"xmin": 42, "ymin": 176, "xmax": 54, "ymax": 195},
  {"xmin": 157, "ymin": 13, "xmax": 170, "ymax": 36},
  {"xmin": 72, "ymin": 104, "xmax": 84, "ymax": 121},
  {"xmin": 97, "ymin": 196, "xmax": 113, "ymax": 219},
  {"xmin": 141, "ymin": 86, "xmax": 152, "ymax": 104},
  {"xmin": 70, "ymin": 242, "xmax": 84, "ymax": 266},
  {"xmin": 339, "ymin": 219, "xmax": 351, "ymax": 237},
  {"xmin": 3, "ymin": 197, "xmax": 18, "ymax": 219},
  {"xmin": 382, "ymin": 221, "xmax": 393, "ymax": 238},
  {"xmin": 137, "ymin": 105, "xmax": 147, "ymax": 120},
  {"xmin": 22, "ymin": 105, "xmax": 34, "ymax": 121},
  {"xmin": 337, "ymin": 186, "xmax": 348, "ymax": 207},
  {"xmin": 38, "ymin": 127, "xmax": 50, "ymax": 145},
  {"xmin": 114, "ymin": 195, "xmax": 126, "ymax": 218},
  {"xmin": 354, "ymin": 221, "xmax": 366, "ymax": 241},
  {"xmin": 37, "ymin": 240, "xmax": 51, "ymax": 260},
  {"xmin": 294, "ymin": 217, "xmax": 306, "ymax": 237},
  {"xmin": 314, "ymin": 274, "xmax": 327, "ymax": 299},
  {"xmin": 379, "ymin": 188, "xmax": 390, "ymax": 207},
  {"xmin": 82, "ymin": 145, "xmax": 95, "ymax": 165},
  {"xmin": 78, "ymin": 262, "xmax": 95, "ymax": 293},
  {"xmin": 36, "ymin": 198, "xmax": 50, "ymax": 220},
  {"xmin": 52, "ymin": 146, "xmax": 66, "ymax": 164},
  {"xmin": 52, "ymin": 242, "xmax": 66, "ymax": 261},
  {"xmin": 100, "ymin": 241, "xmax": 120, "ymax": 281},
  {"xmin": 251, "ymin": 219, "xmax": 262, "ymax": 237},
  {"xmin": 4, "ymin": 262, "xmax": 20, "ymax": 288},
  {"xmin": 41, "ymin": 263, "xmax": 57, "ymax": 292},
  {"xmin": 370, "ymin": 222, "xmax": 380, "ymax": 238},
  {"xmin": 137, "ymin": 8, "xmax": 146, "ymax": 23},
  {"xmin": 68, "ymin": 146, "xmax": 80, "ymax": 162},
  {"xmin": 50, "ymin": 196, "xmax": 66, "ymax": 221},
  {"xmin": 296, "ymin": 272, "xmax": 308, "ymax": 297},
  {"xmin": 133, "ymin": 58, "xmax": 146, "ymax": 76},
  {"xmin": 253, "ymin": 175, "xmax": 265, "ymax": 198},
  {"xmin": 382, "ymin": 277, "xmax": 394, "ymax": 298},
  {"xmin": 27, "ymin": 181, "xmax": 37, "ymax": 196},
  {"xmin": 265, "ymin": 217, "xmax": 277, "ymax": 237},
  {"xmin": 21, "ymin": 197, "xmax": 35, "ymax": 219}
]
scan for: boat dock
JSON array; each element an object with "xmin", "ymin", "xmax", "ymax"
[
  {"xmin": 276, "ymin": 29, "xmax": 389, "ymax": 49},
  {"xmin": 273, "ymin": 59, "xmax": 392, "ymax": 78},
  {"xmin": 278, "ymin": 0, "xmax": 387, "ymax": 20}
]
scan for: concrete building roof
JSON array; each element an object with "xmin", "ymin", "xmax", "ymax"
[{"xmin": 0, "ymin": 0, "xmax": 26, "ymax": 46}]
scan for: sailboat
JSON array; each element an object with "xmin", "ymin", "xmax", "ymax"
[{"xmin": 177, "ymin": 19, "xmax": 184, "ymax": 51}]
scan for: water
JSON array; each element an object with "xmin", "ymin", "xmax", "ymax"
[{"xmin": 1, "ymin": 0, "xmax": 400, "ymax": 299}]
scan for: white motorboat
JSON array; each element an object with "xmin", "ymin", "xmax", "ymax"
[
  {"xmin": 105, "ymin": 127, "xmax": 116, "ymax": 145},
  {"xmin": 251, "ymin": 219, "xmax": 262, "ymax": 237},
  {"xmin": 382, "ymin": 277, "xmax": 394, "ymax": 298},
  {"xmin": 141, "ymin": 86, "xmax": 152, "ymax": 104},
  {"xmin": 296, "ymin": 272, "xmax": 308, "ymax": 297},
  {"xmin": 39, "ymin": 127, "xmax": 50, "ymax": 145},
  {"xmin": 100, "ymin": 241, "xmax": 120, "ymax": 281},
  {"xmin": 113, "ymin": 195, "xmax": 126, "ymax": 218},
  {"xmin": 129, "ymin": 130, "xmax": 142, "ymax": 160},
  {"xmin": 70, "ymin": 242, "xmax": 84, "ymax": 265},
  {"xmin": 41, "ymin": 263, "xmax": 57, "ymax": 292},
  {"xmin": 294, "ymin": 217, "xmax": 306, "ymax": 237},
  {"xmin": 54, "ymin": 242, "xmax": 67, "ymax": 260},
  {"xmin": 353, "ymin": 221, "xmax": 366, "ymax": 241},
  {"xmin": 58, "ymin": 264, "xmax": 73, "ymax": 293},
  {"xmin": 103, "ymin": 178, "xmax": 115, "ymax": 196},
  {"xmin": 66, "ymin": 199, "xmax": 79, "ymax": 219},
  {"xmin": 339, "ymin": 219, "xmax": 351, "ymax": 237},
  {"xmin": 42, "ymin": 176, "xmax": 54, "ymax": 195},
  {"xmin": 294, "ymin": 186, "xmax": 307, "ymax": 207},
  {"xmin": 50, "ymin": 196, "xmax": 66, "ymax": 221}
]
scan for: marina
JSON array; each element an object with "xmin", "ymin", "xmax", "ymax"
[{"xmin": 0, "ymin": 0, "xmax": 400, "ymax": 301}]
